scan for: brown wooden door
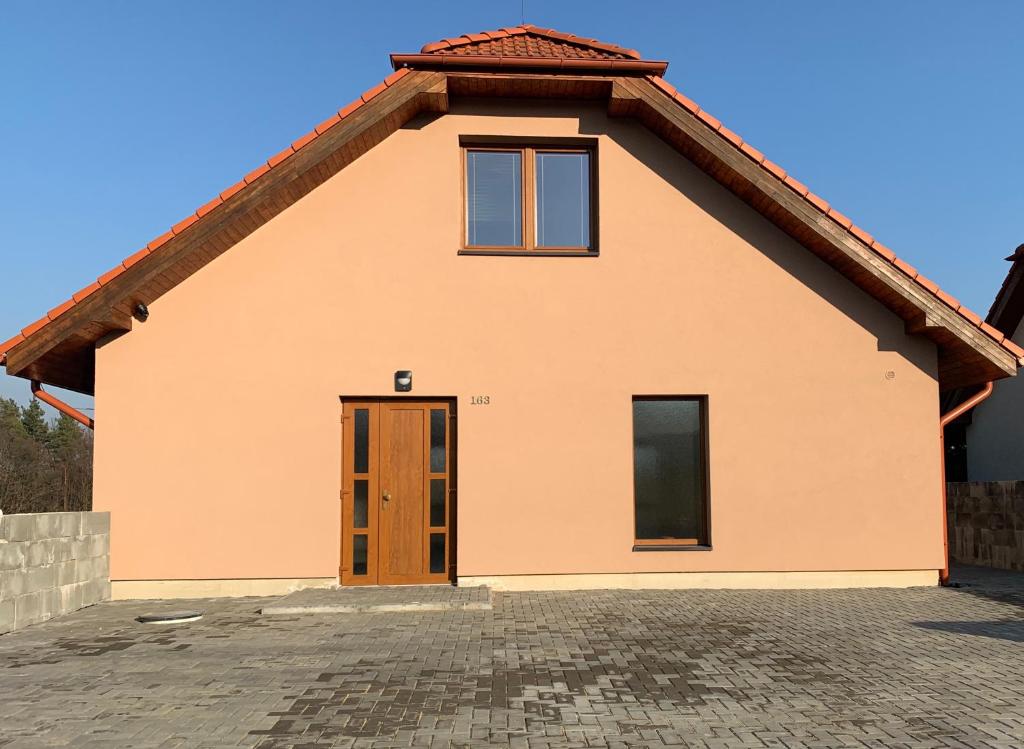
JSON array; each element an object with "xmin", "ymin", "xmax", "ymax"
[{"xmin": 340, "ymin": 400, "xmax": 453, "ymax": 585}]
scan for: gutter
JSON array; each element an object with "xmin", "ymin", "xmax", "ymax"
[
  {"xmin": 937, "ymin": 381, "xmax": 993, "ymax": 585},
  {"xmin": 31, "ymin": 380, "xmax": 94, "ymax": 430}
]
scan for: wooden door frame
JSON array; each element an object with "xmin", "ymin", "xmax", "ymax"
[{"xmin": 339, "ymin": 396, "xmax": 457, "ymax": 585}]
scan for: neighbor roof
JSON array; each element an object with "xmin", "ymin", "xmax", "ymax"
[
  {"xmin": 984, "ymin": 243, "xmax": 1024, "ymax": 340},
  {"xmin": 1, "ymin": 25, "xmax": 1018, "ymax": 394}
]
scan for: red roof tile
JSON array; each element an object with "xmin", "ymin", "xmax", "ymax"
[
  {"xmin": 196, "ymin": 196, "xmax": 223, "ymax": 218},
  {"xmin": 0, "ymin": 334, "xmax": 25, "ymax": 356},
  {"xmin": 291, "ymin": 130, "xmax": 318, "ymax": 151},
  {"xmin": 739, "ymin": 142, "xmax": 765, "ymax": 164},
  {"xmin": 1004, "ymin": 338, "xmax": 1024, "ymax": 358},
  {"xmin": 393, "ymin": 25, "xmax": 667, "ymax": 74},
  {"xmin": 47, "ymin": 299, "xmax": 76, "ymax": 319},
  {"xmin": 849, "ymin": 225, "xmax": 873, "ymax": 245},
  {"xmin": 936, "ymin": 289, "xmax": 961, "ymax": 310},
  {"xmin": 981, "ymin": 322, "xmax": 1006, "ymax": 343},
  {"xmin": 148, "ymin": 231, "xmax": 174, "ymax": 251},
  {"xmin": 673, "ymin": 93, "xmax": 700, "ymax": 115},
  {"xmin": 171, "ymin": 215, "xmax": 198, "ymax": 235},
  {"xmin": 21, "ymin": 317, "xmax": 48, "ymax": 338},
  {"xmin": 959, "ymin": 307, "xmax": 984, "ymax": 327},
  {"xmin": 419, "ymin": 25, "xmax": 640, "ymax": 60},
  {"xmin": 870, "ymin": 241, "xmax": 897, "ymax": 263},
  {"xmin": 97, "ymin": 265, "xmax": 126, "ymax": 286},
  {"xmin": 1, "ymin": 30, "xmax": 1017, "ymax": 376},
  {"xmin": 244, "ymin": 164, "xmax": 271, "ymax": 184},
  {"xmin": 122, "ymin": 248, "xmax": 150, "ymax": 269},
  {"xmin": 72, "ymin": 282, "xmax": 100, "ymax": 303}
]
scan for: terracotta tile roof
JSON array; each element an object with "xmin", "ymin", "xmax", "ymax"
[
  {"xmin": 391, "ymin": 25, "xmax": 667, "ymax": 74},
  {"xmin": 0, "ymin": 66, "xmax": 413, "ymax": 362},
  {"xmin": 644, "ymin": 74, "xmax": 1024, "ymax": 363},
  {"xmin": 2, "ymin": 29, "xmax": 1020, "ymax": 378},
  {"xmin": 421, "ymin": 25, "xmax": 640, "ymax": 60}
]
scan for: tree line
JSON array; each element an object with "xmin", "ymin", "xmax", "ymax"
[{"xmin": 0, "ymin": 398, "xmax": 92, "ymax": 514}]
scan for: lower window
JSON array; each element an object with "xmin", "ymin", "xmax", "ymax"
[{"xmin": 632, "ymin": 396, "xmax": 710, "ymax": 548}]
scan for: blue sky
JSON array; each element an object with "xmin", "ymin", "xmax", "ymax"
[{"xmin": 2, "ymin": 1, "xmax": 1022, "ymax": 412}]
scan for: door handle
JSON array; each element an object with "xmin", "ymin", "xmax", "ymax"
[{"xmin": 382, "ymin": 490, "xmax": 391, "ymax": 506}]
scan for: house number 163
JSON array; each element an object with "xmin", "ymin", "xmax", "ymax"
[{"xmin": 471, "ymin": 396, "xmax": 491, "ymax": 405}]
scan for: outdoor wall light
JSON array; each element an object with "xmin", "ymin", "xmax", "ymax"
[
  {"xmin": 394, "ymin": 370, "xmax": 412, "ymax": 392},
  {"xmin": 133, "ymin": 303, "xmax": 149, "ymax": 322}
]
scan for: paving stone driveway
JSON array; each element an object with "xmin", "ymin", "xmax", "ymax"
[{"xmin": 2, "ymin": 566, "xmax": 1023, "ymax": 748}]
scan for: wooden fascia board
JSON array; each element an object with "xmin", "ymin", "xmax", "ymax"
[
  {"xmin": 618, "ymin": 76, "xmax": 1017, "ymax": 380},
  {"xmin": 4, "ymin": 71, "xmax": 446, "ymax": 384}
]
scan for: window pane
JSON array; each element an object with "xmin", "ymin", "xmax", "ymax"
[
  {"xmin": 430, "ymin": 409, "xmax": 446, "ymax": 473},
  {"xmin": 352, "ymin": 535, "xmax": 368, "ymax": 575},
  {"xmin": 632, "ymin": 399, "xmax": 705, "ymax": 541},
  {"xmin": 429, "ymin": 533, "xmax": 446, "ymax": 573},
  {"xmin": 430, "ymin": 479, "xmax": 446, "ymax": 527},
  {"xmin": 467, "ymin": 150, "xmax": 522, "ymax": 246},
  {"xmin": 353, "ymin": 480, "xmax": 368, "ymax": 529},
  {"xmin": 353, "ymin": 409, "xmax": 369, "ymax": 474},
  {"xmin": 536, "ymin": 152, "xmax": 590, "ymax": 248}
]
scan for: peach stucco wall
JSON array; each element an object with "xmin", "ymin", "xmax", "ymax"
[{"xmin": 93, "ymin": 101, "xmax": 942, "ymax": 581}]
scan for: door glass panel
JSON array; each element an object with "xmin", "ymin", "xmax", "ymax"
[
  {"xmin": 535, "ymin": 151, "xmax": 590, "ymax": 248},
  {"xmin": 466, "ymin": 150, "xmax": 522, "ymax": 247},
  {"xmin": 352, "ymin": 535, "xmax": 368, "ymax": 575},
  {"xmin": 430, "ymin": 409, "xmax": 446, "ymax": 472},
  {"xmin": 354, "ymin": 409, "xmax": 369, "ymax": 473},
  {"xmin": 632, "ymin": 399, "xmax": 704, "ymax": 541},
  {"xmin": 353, "ymin": 480, "xmax": 368, "ymax": 529},
  {"xmin": 430, "ymin": 479, "xmax": 445, "ymax": 527},
  {"xmin": 429, "ymin": 533, "xmax": 445, "ymax": 574}
]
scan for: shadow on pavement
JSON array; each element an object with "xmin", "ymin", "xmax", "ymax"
[
  {"xmin": 913, "ymin": 619, "xmax": 1024, "ymax": 642},
  {"xmin": 912, "ymin": 564, "xmax": 1024, "ymax": 641}
]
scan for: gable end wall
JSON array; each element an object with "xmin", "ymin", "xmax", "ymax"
[{"xmin": 93, "ymin": 101, "xmax": 942, "ymax": 581}]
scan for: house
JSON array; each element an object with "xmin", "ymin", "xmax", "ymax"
[
  {"xmin": 2, "ymin": 27, "xmax": 1020, "ymax": 597},
  {"xmin": 959, "ymin": 245, "xmax": 1024, "ymax": 480}
]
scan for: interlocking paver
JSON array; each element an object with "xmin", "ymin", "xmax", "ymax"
[{"xmin": 0, "ymin": 565, "xmax": 1022, "ymax": 747}]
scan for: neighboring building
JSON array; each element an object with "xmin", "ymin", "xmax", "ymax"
[
  {"xmin": 964, "ymin": 245, "xmax": 1024, "ymax": 480},
  {"xmin": 1, "ymin": 27, "xmax": 1020, "ymax": 597}
]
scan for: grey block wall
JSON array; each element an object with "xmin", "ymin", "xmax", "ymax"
[
  {"xmin": 947, "ymin": 482, "xmax": 1024, "ymax": 572},
  {"xmin": 0, "ymin": 512, "xmax": 110, "ymax": 634}
]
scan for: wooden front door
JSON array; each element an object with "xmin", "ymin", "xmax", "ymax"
[{"xmin": 340, "ymin": 400, "xmax": 454, "ymax": 585}]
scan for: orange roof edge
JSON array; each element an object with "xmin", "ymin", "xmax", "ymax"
[
  {"xmin": 0, "ymin": 66, "xmax": 414, "ymax": 366},
  {"xmin": 1, "ymin": 34, "xmax": 1019, "ymax": 375},
  {"xmin": 641, "ymin": 74, "xmax": 1023, "ymax": 366}
]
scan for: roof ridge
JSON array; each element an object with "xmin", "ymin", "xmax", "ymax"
[
  {"xmin": 419, "ymin": 25, "xmax": 642, "ymax": 59},
  {"xmin": 642, "ymin": 75, "xmax": 1024, "ymax": 364}
]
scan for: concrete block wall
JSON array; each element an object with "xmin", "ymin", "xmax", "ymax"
[
  {"xmin": 947, "ymin": 482, "xmax": 1024, "ymax": 572},
  {"xmin": 0, "ymin": 512, "xmax": 110, "ymax": 634}
]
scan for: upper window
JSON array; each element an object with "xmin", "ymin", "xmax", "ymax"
[
  {"xmin": 463, "ymin": 144, "xmax": 595, "ymax": 253},
  {"xmin": 632, "ymin": 397, "xmax": 710, "ymax": 549}
]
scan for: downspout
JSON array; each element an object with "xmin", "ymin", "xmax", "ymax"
[
  {"xmin": 937, "ymin": 381, "xmax": 993, "ymax": 585},
  {"xmin": 31, "ymin": 380, "xmax": 94, "ymax": 430}
]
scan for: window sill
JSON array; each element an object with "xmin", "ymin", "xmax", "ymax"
[
  {"xmin": 632, "ymin": 544, "xmax": 712, "ymax": 552},
  {"xmin": 459, "ymin": 249, "xmax": 598, "ymax": 257}
]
